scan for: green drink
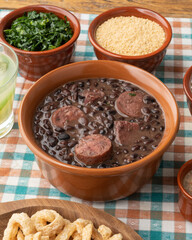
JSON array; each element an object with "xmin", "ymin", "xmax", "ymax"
[{"xmin": 0, "ymin": 42, "xmax": 18, "ymax": 138}]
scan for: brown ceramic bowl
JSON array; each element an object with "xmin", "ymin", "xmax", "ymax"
[
  {"xmin": 0, "ymin": 4, "xmax": 80, "ymax": 81},
  {"xmin": 88, "ymin": 7, "xmax": 172, "ymax": 73},
  {"xmin": 18, "ymin": 60, "xmax": 179, "ymax": 201},
  {"xmin": 177, "ymin": 159, "xmax": 192, "ymax": 222},
  {"xmin": 183, "ymin": 66, "xmax": 192, "ymax": 115}
]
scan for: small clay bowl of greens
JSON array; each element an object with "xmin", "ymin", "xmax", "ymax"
[{"xmin": 0, "ymin": 4, "xmax": 80, "ymax": 81}]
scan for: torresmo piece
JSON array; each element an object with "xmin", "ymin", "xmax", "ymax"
[
  {"xmin": 115, "ymin": 91, "xmax": 145, "ymax": 117},
  {"xmin": 51, "ymin": 106, "xmax": 87, "ymax": 129},
  {"xmin": 75, "ymin": 134, "xmax": 112, "ymax": 166}
]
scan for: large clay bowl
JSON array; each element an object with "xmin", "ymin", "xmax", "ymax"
[{"xmin": 18, "ymin": 60, "xmax": 179, "ymax": 201}]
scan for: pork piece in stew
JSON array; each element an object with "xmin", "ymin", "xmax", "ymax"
[{"xmin": 33, "ymin": 78, "xmax": 165, "ymax": 168}]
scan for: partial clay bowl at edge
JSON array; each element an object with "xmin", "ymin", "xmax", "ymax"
[
  {"xmin": 177, "ymin": 159, "xmax": 192, "ymax": 222},
  {"xmin": 18, "ymin": 60, "xmax": 180, "ymax": 201},
  {"xmin": 183, "ymin": 66, "xmax": 192, "ymax": 115}
]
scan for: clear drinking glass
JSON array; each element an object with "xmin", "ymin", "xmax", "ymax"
[{"xmin": 0, "ymin": 42, "xmax": 18, "ymax": 138}]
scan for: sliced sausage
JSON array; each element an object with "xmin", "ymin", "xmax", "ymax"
[
  {"xmin": 114, "ymin": 121, "xmax": 139, "ymax": 146},
  {"xmin": 51, "ymin": 106, "xmax": 86, "ymax": 129},
  {"xmin": 115, "ymin": 91, "xmax": 145, "ymax": 117},
  {"xmin": 75, "ymin": 134, "xmax": 112, "ymax": 166},
  {"xmin": 80, "ymin": 89, "xmax": 104, "ymax": 105}
]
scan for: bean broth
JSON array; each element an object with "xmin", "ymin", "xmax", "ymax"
[{"xmin": 33, "ymin": 78, "xmax": 165, "ymax": 168}]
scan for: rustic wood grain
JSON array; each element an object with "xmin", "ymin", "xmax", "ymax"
[
  {"xmin": 0, "ymin": 198, "xmax": 142, "ymax": 240},
  {"xmin": 0, "ymin": 0, "xmax": 191, "ymax": 17}
]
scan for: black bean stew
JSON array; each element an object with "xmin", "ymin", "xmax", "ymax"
[{"xmin": 33, "ymin": 78, "xmax": 165, "ymax": 168}]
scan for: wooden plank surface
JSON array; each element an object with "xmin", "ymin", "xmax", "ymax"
[{"xmin": 0, "ymin": 0, "xmax": 192, "ymax": 17}]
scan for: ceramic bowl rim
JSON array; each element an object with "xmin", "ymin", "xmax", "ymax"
[
  {"xmin": 0, "ymin": 4, "xmax": 80, "ymax": 55},
  {"xmin": 88, "ymin": 6, "xmax": 172, "ymax": 60},
  {"xmin": 18, "ymin": 60, "xmax": 180, "ymax": 176},
  {"xmin": 177, "ymin": 159, "xmax": 192, "ymax": 201},
  {"xmin": 183, "ymin": 66, "xmax": 192, "ymax": 103}
]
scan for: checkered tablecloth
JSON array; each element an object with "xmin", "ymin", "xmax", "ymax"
[{"xmin": 0, "ymin": 9, "xmax": 192, "ymax": 240}]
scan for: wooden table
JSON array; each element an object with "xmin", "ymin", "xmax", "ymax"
[{"xmin": 0, "ymin": 0, "xmax": 192, "ymax": 18}]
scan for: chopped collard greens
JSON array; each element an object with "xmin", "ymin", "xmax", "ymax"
[
  {"xmin": 4, "ymin": 11, "xmax": 73, "ymax": 51},
  {"xmin": 129, "ymin": 93, "xmax": 136, "ymax": 96}
]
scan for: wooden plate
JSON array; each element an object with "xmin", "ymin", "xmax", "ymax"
[{"xmin": 0, "ymin": 198, "xmax": 142, "ymax": 239}]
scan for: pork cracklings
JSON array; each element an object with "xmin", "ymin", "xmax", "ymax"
[
  {"xmin": 3, "ymin": 209, "xmax": 123, "ymax": 239},
  {"xmin": 33, "ymin": 78, "xmax": 165, "ymax": 168}
]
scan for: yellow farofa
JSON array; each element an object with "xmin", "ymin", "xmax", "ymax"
[{"xmin": 96, "ymin": 16, "xmax": 166, "ymax": 56}]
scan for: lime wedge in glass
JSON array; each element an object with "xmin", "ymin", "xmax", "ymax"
[{"xmin": 0, "ymin": 53, "xmax": 16, "ymax": 124}]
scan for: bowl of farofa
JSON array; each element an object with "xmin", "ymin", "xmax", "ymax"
[
  {"xmin": 88, "ymin": 6, "xmax": 172, "ymax": 72},
  {"xmin": 0, "ymin": 4, "xmax": 80, "ymax": 81},
  {"xmin": 18, "ymin": 60, "xmax": 179, "ymax": 201}
]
